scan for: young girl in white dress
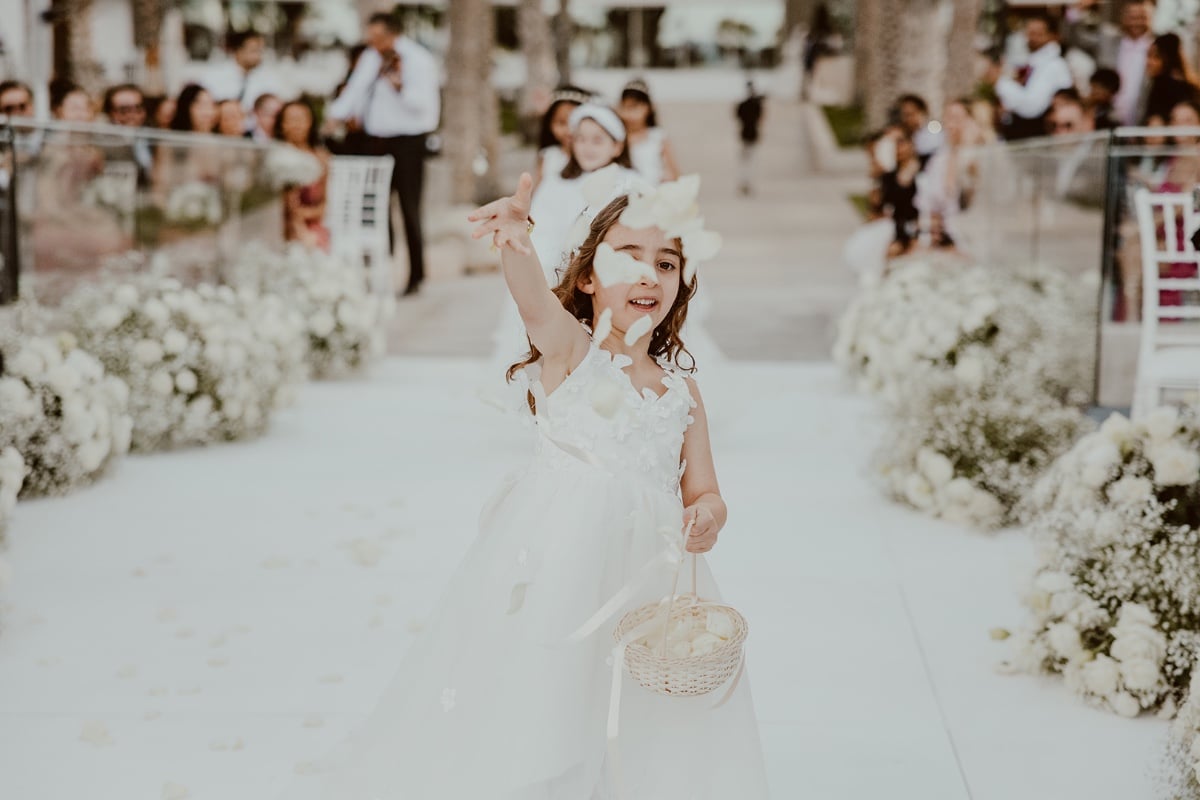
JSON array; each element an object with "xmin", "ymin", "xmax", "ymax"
[
  {"xmin": 618, "ymin": 78, "xmax": 680, "ymax": 186},
  {"xmin": 296, "ymin": 173, "xmax": 770, "ymax": 799},
  {"xmin": 532, "ymin": 85, "xmax": 591, "ymax": 193}
]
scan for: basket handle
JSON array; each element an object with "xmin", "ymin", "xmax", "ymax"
[{"xmin": 655, "ymin": 517, "xmax": 698, "ymax": 658}]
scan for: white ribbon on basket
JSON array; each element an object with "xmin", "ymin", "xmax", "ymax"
[{"xmin": 564, "ymin": 520, "xmax": 747, "ymax": 800}]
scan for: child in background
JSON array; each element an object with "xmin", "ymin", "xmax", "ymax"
[
  {"xmin": 618, "ymin": 78, "xmax": 680, "ymax": 185},
  {"xmin": 532, "ymin": 85, "xmax": 591, "ymax": 192}
]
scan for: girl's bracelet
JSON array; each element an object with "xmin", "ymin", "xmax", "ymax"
[{"xmin": 526, "ymin": 216, "xmax": 536, "ymax": 235}]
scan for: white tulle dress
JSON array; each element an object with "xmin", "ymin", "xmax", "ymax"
[{"xmin": 295, "ymin": 338, "xmax": 770, "ymax": 800}]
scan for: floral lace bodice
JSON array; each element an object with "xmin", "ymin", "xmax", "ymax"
[{"xmin": 520, "ymin": 343, "xmax": 696, "ymax": 495}]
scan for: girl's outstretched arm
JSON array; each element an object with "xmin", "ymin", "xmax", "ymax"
[
  {"xmin": 468, "ymin": 173, "xmax": 586, "ymax": 362},
  {"xmin": 679, "ymin": 378, "xmax": 727, "ymax": 554}
]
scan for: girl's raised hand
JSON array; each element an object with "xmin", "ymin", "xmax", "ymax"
[{"xmin": 468, "ymin": 172, "xmax": 535, "ymax": 256}]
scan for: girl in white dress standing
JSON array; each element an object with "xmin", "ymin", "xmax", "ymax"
[
  {"xmin": 296, "ymin": 172, "xmax": 770, "ymax": 799},
  {"xmin": 532, "ymin": 85, "xmax": 591, "ymax": 193},
  {"xmin": 618, "ymin": 78, "xmax": 680, "ymax": 186}
]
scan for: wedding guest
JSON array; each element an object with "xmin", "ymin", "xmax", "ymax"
[
  {"xmin": 101, "ymin": 83, "xmax": 153, "ymax": 184},
  {"xmin": 326, "ymin": 43, "xmax": 372, "ymax": 155},
  {"xmin": 325, "ymin": 12, "xmax": 441, "ymax": 297},
  {"xmin": 917, "ymin": 98, "xmax": 982, "ymax": 250},
  {"xmin": 145, "ymin": 95, "xmax": 175, "ymax": 129},
  {"xmin": 880, "ymin": 134, "xmax": 920, "ymax": 256},
  {"xmin": 249, "ymin": 92, "xmax": 283, "ymax": 143},
  {"xmin": 275, "ymin": 99, "xmax": 331, "ymax": 251},
  {"xmin": 217, "ymin": 99, "xmax": 247, "ymax": 137},
  {"xmin": 896, "ymin": 94, "xmax": 942, "ymax": 165},
  {"xmin": 735, "ymin": 80, "xmax": 764, "ymax": 196},
  {"xmin": 0, "ymin": 80, "xmax": 35, "ymax": 118},
  {"xmin": 802, "ymin": 2, "xmax": 837, "ymax": 101},
  {"xmin": 1141, "ymin": 34, "xmax": 1200, "ymax": 125},
  {"xmin": 202, "ymin": 30, "xmax": 277, "ymax": 117},
  {"xmin": 1098, "ymin": 0, "xmax": 1154, "ymax": 127},
  {"xmin": 1065, "ymin": 0, "xmax": 1106, "ymax": 61},
  {"xmin": 154, "ymin": 84, "xmax": 223, "ymax": 200},
  {"xmin": 169, "ymin": 84, "xmax": 219, "ymax": 134},
  {"xmin": 1048, "ymin": 91, "xmax": 1095, "ymax": 136},
  {"xmin": 51, "ymin": 81, "xmax": 95, "ymax": 123},
  {"xmin": 532, "ymin": 84, "xmax": 589, "ymax": 191},
  {"xmin": 1087, "ymin": 68, "xmax": 1121, "ymax": 130},
  {"xmin": 985, "ymin": 13, "xmax": 1074, "ymax": 140},
  {"xmin": 618, "ymin": 78, "xmax": 680, "ymax": 185}
]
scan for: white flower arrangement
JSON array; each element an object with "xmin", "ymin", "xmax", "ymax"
[
  {"xmin": 635, "ymin": 608, "xmax": 738, "ymax": 659},
  {"xmin": 0, "ymin": 331, "xmax": 132, "ymax": 497},
  {"xmin": 1161, "ymin": 667, "xmax": 1200, "ymax": 799},
  {"xmin": 1004, "ymin": 407, "xmax": 1200, "ymax": 715},
  {"xmin": 0, "ymin": 448, "xmax": 26, "ymax": 534},
  {"xmin": 833, "ymin": 259, "xmax": 1093, "ymax": 406},
  {"xmin": 80, "ymin": 173, "xmax": 136, "ymax": 220},
  {"xmin": 263, "ymin": 144, "xmax": 323, "ymax": 190},
  {"xmin": 61, "ymin": 275, "xmax": 307, "ymax": 451},
  {"xmin": 165, "ymin": 181, "xmax": 223, "ymax": 227},
  {"xmin": 226, "ymin": 243, "xmax": 389, "ymax": 379},
  {"xmin": 877, "ymin": 363, "xmax": 1092, "ymax": 529}
]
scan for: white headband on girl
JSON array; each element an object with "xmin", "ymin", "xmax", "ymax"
[{"xmin": 569, "ymin": 103, "xmax": 626, "ymax": 143}]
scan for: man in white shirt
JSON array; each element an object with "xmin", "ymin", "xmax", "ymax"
[
  {"xmin": 202, "ymin": 31, "xmax": 276, "ymax": 117},
  {"xmin": 1098, "ymin": 0, "xmax": 1154, "ymax": 126},
  {"xmin": 985, "ymin": 13, "xmax": 1075, "ymax": 140},
  {"xmin": 326, "ymin": 12, "xmax": 441, "ymax": 297}
]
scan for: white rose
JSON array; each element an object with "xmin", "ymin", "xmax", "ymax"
[
  {"xmin": 7, "ymin": 349, "xmax": 44, "ymax": 379},
  {"xmin": 1093, "ymin": 511, "xmax": 1124, "ymax": 547},
  {"xmin": 162, "ymin": 329, "xmax": 189, "ymax": 356},
  {"xmin": 1100, "ymin": 413, "xmax": 1135, "ymax": 448},
  {"xmin": 1081, "ymin": 463, "xmax": 1112, "ymax": 489},
  {"xmin": 1147, "ymin": 442, "xmax": 1200, "ymax": 487},
  {"xmin": 45, "ymin": 364, "xmax": 82, "ymax": 397},
  {"xmin": 175, "ymin": 369, "xmax": 198, "ymax": 394},
  {"xmin": 60, "ymin": 398, "xmax": 97, "ymax": 443},
  {"xmin": 112, "ymin": 415, "xmax": 132, "ymax": 454},
  {"xmin": 1046, "ymin": 622, "xmax": 1085, "ymax": 661},
  {"xmin": 64, "ymin": 350, "xmax": 103, "ymax": 382},
  {"xmin": 114, "ymin": 284, "xmax": 139, "ymax": 306},
  {"xmin": 1117, "ymin": 603, "xmax": 1158, "ymax": 630},
  {"xmin": 953, "ymin": 356, "xmax": 986, "ymax": 390},
  {"xmin": 1190, "ymin": 736, "xmax": 1200, "ymax": 762},
  {"xmin": 967, "ymin": 489, "xmax": 1004, "ymax": 526},
  {"xmin": 1082, "ymin": 656, "xmax": 1120, "ymax": 697},
  {"xmin": 1144, "ymin": 405, "xmax": 1180, "ymax": 442},
  {"xmin": 1035, "ymin": 571, "xmax": 1074, "ymax": 594},
  {"xmin": 1110, "ymin": 631, "xmax": 1164, "ymax": 663},
  {"xmin": 0, "ymin": 378, "xmax": 37, "ymax": 418},
  {"xmin": 310, "ymin": 310, "xmax": 337, "ymax": 339},
  {"xmin": 149, "ymin": 371, "xmax": 174, "ymax": 396},
  {"xmin": 94, "ymin": 304, "xmax": 125, "ymax": 331},
  {"xmin": 1119, "ymin": 658, "xmax": 1161, "ymax": 692},
  {"xmin": 143, "ymin": 299, "xmax": 169, "ymax": 327},
  {"xmin": 917, "ymin": 449, "xmax": 955, "ymax": 487},
  {"xmin": 134, "ymin": 339, "xmax": 164, "ymax": 365},
  {"xmin": 1109, "ymin": 691, "xmax": 1142, "ymax": 718},
  {"xmin": 77, "ymin": 439, "xmax": 108, "ymax": 473},
  {"xmin": 1107, "ymin": 476, "xmax": 1154, "ymax": 507},
  {"xmin": 903, "ymin": 473, "xmax": 936, "ymax": 510},
  {"xmin": 1050, "ymin": 590, "xmax": 1084, "ymax": 618}
]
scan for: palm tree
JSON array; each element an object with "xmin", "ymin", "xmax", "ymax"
[
  {"xmin": 518, "ymin": 0, "xmax": 556, "ymax": 133},
  {"xmin": 444, "ymin": 0, "xmax": 501, "ymax": 204},
  {"xmin": 858, "ymin": 0, "xmax": 948, "ymax": 129},
  {"xmin": 943, "ymin": 0, "xmax": 984, "ymax": 103},
  {"xmin": 131, "ymin": 0, "xmax": 166, "ymax": 92}
]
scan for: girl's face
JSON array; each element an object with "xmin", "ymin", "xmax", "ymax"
[
  {"xmin": 1170, "ymin": 102, "xmax": 1200, "ymax": 144},
  {"xmin": 1148, "ymin": 45, "xmax": 1163, "ymax": 78},
  {"xmin": 190, "ymin": 91, "xmax": 218, "ymax": 133},
  {"xmin": 571, "ymin": 118, "xmax": 623, "ymax": 172},
  {"xmin": 550, "ymin": 102, "xmax": 577, "ymax": 149},
  {"xmin": 896, "ymin": 136, "xmax": 916, "ymax": 163},
  {"xmin": 280, "ymin": 104, "xmax": 313, "ymax": 146},
  {"xmin": 58, "ymin": 91, "xmax": 94, "ymax": 123},
  {"xmin": 618, "ymin": 97, "xmax": 650, "ymax": 131},
  {"xmin": 580, "ymin": 222, "xmax": 682, "ymax": 345},
  {"xmin": 942, "ymin": 102, "xmax": 974, "ymax": 145}
]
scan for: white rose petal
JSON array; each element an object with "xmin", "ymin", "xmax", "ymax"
[
  {"xmin": 589, "ymin": 376, "xmax": 625, "ymax": 419},
  {"xmin": 592, "ymin": 308, "xmax": 613, "ymax": 343},
  {"xmin": 593, "ymin": 243, "xmax": 658, "ymax": 288},
  {"xmin": 623, "ymin": 314, "xmax": 653, "ymax": 347}
]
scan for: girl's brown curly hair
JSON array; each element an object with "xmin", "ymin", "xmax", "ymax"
[{"xmin": 506, "ymin": 194, "xmax": 698, "ymax": 390}]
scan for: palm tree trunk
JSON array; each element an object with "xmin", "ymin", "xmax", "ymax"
[
  {"xmin": 131, "ymin": 0, "xmax": 166, "ymax": 93},
  {"xmin": 861, "ymin": 0, "xmax": 949, "ymax": 128},
  {"xmin": 518, "ymin": 0, "xmax": 556, "ymax": 128},
  {"xmin": 445, "ymin": 0, "xmax": 500, "ymax": 205},
  {"xmin": 943, "ymin": 0, "xmax": 983, "ymax": 104},
  {"xmin": 553, "ymin": 0, "xmax": 573, "ymax": 85}
]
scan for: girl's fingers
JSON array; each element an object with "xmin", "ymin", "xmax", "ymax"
[
  {"xmin": 512, "ymin": 172, "xmax": 534, "ymax": 214},
  {"xmin": 467, "ymin": 200, "xmax": 505, "ymax": 221}
]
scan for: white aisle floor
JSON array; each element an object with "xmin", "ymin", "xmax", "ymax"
[{"xmin": 0, "ymin": 354, "xmax": 1168, "ymax": 800}]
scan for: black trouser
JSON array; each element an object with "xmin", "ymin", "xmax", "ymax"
[{"xmin": 370, "ymin": 133, "xmax": 427, "ymax": 291}]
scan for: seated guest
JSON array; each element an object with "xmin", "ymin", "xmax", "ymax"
[
  {"xmin": 1142, "ymin": 33, "xmax": 1200, "ymax": 125},
  {"xmin": 275, "ymin": 99, "xmax": 331, "ymax": 251},
  {"xmin": 1048, "ymin": 91, "xmax": 1095, "ymax": 135},
  {"xmin": 1088, "ymin": 67, "xmax": 1121, "ymax": 130},
  {"xmin": 0, "ymin": 80, "xmax": 35, "ymax": 119},
  {"xmin": 144, "ymin": 95, "xmax": 175, "ymax": 129},
  {"xmin": 101, "ymin": 84, "xmax": 153, "ymax": 184},
  {"xmin": 896, "ymin": 94, "xmax": 942, "ymax": 166},
  {"xmin": 249, "ymin": 93, "xmax": 282, "ymax": 142},
  {"xmin": 880, "ymin": 134, "xmax": 921, "ymax": 257},
  {"xmin": 51, "ymin": 80, "xmax": 95, "ymax": 123},
  {"xmin": 153, "ymin": 84, "xmax": 223, "ymax": 204},
  {"xmin": 916, "ymin": 98, "xmax": 982, "ymax": 250},
  {"xmin": 217, "ymin": 99, "xmax": 247, "ymax": 136}
]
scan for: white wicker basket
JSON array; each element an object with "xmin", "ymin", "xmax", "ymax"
[{"xmin": 613, "ymin": 523, "xmax": 748, "ymax": 698}]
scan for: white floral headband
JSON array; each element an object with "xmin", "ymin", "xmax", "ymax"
[
  {"xmin": 561, "ymin": 164, "xmax": 723, "ymax": 285},
  {"xmin": 569, "ymin": 103, "xmax": 627, "ymax": 143}
]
